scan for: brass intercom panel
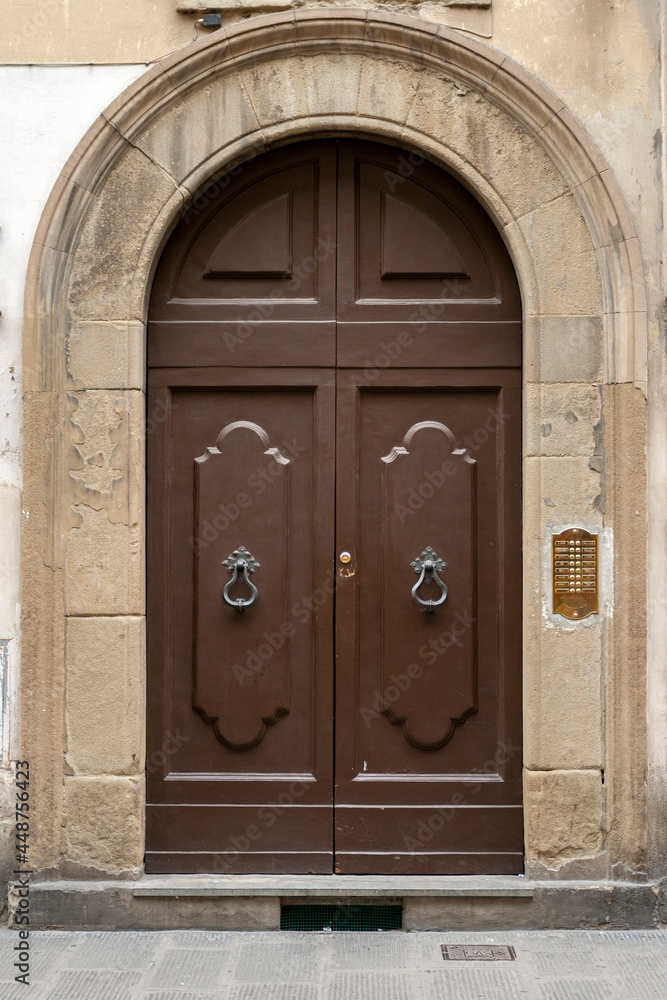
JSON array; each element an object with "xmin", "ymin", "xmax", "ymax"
[{"xmin": 552, "ymin": 528, "xmax": 599, "ymax": 620}]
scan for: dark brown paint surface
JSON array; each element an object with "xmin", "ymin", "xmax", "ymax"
[{"xmin": 146, "ymin": 140, "xmax": 522, "ymax": 874}]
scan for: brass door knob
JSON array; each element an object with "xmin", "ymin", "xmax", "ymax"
[{"xmin": 339, "ymin": 551, "xmax": 352, "ymax": 564}]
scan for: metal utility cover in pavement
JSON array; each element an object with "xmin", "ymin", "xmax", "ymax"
[{"xmin": 441, "ymin": 944, "xmax": 516, "ymax": 961}]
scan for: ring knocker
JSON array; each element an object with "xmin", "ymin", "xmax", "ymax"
[
  {"xmin": 410, "ymin": 547, "xmax": 448, "ymax": 613},
  {"xmin": 222, "ymin": 546, "xmax": 260, "ymax": 612}
]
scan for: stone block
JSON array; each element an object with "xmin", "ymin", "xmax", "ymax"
[
  {"xmin": 525, "ymin": 383, "xmax": 601, "ymax": 457},
  {"xmin": 357, "ymin": 56, "xmax": 421, "ymax": 132},
  {"xmin": 524, "ymin": 316, "xmax": 604, "ymax": 384},
  {"xmin": 32, "ymin": 170, "xmax": 96, "ymax": 255},
  {"xmin": 490, "ymin": 56, "xmax": 565, "ymax": 131},
  {"xmin": 360, "ymin": 12, "xmax": 438, "ymax": 69},
  {"xmin": 299, "ymin": 53, "xmax": 363, "ymax": 120},
  {"xmin": 238, "ymin": 55, "xmax": 312, "ymax": 130},
  {"xmin": 66, "ymin": 616, "xmax": 145, "ymax": 776},
  {"xmin": 606, "ymin": 310, "xmax": 646, "ymax": 387},
  {"xmin": 66, "ymin": 508, "xmax": 143, "ymax": 616},
  {"xmin": 67, "ymin": 322, "xmax": 145, "ymax": 390},
  {"xmin": 580, "ymin": 169, "xmax": 636, "ymax": 247},
  {"xmin": 20, "ymin": 390, "xmax": 70, "ymax": 870},
  {"xmin": 66, "ymin": 391, "xmax": 143, "ymax": 518},
  {"xmin": 65, "ymin": 390, "xmax": 144, "ymax": 615},
  {"xmin": 24, "ymin": 245, "xmax": 71, "ymax": 393},
  {"xmin": 511, "ymin": 193, "xmax": 602, "ymax": 316},
  {"xmin": 524, "ymin": 456, "xmax": 602, "ymax": 537},
  {"xmin": 539, "ymin": 108, "xmax": 607, "ymax": 186},
  {"xmin": 68, "ymin": 145, "xmax": 177, "ymax": 322},
  {"xmin": 405, "ymin": 71, "xmax": 567, "ymax": 221},
  {"xmin": 523, "ymin": 626, "xmax": 602, "ymax": 770},
  {"xmin": 602, "ymin": 383, "xmax": 648, "ymax": 874},
  {"xmin": 403, "ymin": 896, "xmax": 534, "ymax": 930},
  {"xmin": 133, "ymin": 82, "xmax": 258, "ymax": 192},
  {"xmin": 524, "ymin": 769, "xmax": 603, "ymax": 865},
  {"xmin": 28, "ymin": 883, "xmax": 281, "ymax": 929},
  {"xmin": 525, "ymin": 851, "xmax": 610, "ymax": 881},
  {"xmin": 64, "ymin": 775, "xmax": 144, "ymax": 873},
  {"xmin": 135, "ymin": 895, "xmax": 281, "ymax": 930}
]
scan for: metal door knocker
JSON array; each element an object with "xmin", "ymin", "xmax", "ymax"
[
  {"xmin": 410, "ymin": 547, "xmax": 448, "ymax": 613},
  {"xmin": 222, "ymin": 546, "xmax": 260, "ymax": 612}
]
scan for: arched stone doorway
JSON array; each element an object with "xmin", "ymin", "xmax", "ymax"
[{"xmin": 21, "ymin": 11, "xmax": 647, "ymax": 910}]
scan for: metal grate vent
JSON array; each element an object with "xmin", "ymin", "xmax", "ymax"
[{"xmin": 280, "ymin": 903, "xmax": 402, "ymax": 931}]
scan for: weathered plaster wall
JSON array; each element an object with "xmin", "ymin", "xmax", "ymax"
[
  {"xmin": 3, "ymin": 2, "xmax": 196, "ymax": 64},
  {"xmin": 1, "ymin": 0, "xmax": 484, "ymax": 63},
  {"xmin": 0, "ymin": 63, "xmax": 148, "ymax": 889}
]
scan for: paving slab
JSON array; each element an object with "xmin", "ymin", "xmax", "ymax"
[{"xmin": 0, "ymin": 928, "xmax": 666, "ymax": 998}]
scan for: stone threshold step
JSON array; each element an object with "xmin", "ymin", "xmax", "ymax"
[
  {"xmin": 131, "ymin": 875, "xmax": 535, "ymax": 897},
  {"xmin": 23, "ymin": 878, "xmax": 663, "ymax": 930}
]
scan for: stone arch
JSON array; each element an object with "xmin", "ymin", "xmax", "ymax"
[{"xmin": 23, "ymin": 10, "xmax": 646, "ymax": 880}]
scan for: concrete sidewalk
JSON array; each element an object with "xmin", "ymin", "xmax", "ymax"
[{"xmin": 0, "ymin": 928, "xmax": 666, "ymax": 999}]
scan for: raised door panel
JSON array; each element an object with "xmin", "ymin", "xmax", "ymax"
[
  {"xmin": 148, "ymin": 142, "xmax": 337, "ymax": 368},
  {"xmin": 334, "ymin": 369, "xmax": 523, "ymax": 874},
  {"xmin": 336, "ymin": 141, "xmax": 521, "ymax": 367},
  {"xmin": 193, "ymin": 421, "xmax": 292, "ymax": 751},
  {"xmin": 379, "ymin": 421, "xmax": 478, "ymax": 752},
  {"xmin": 146, "ymin": 369, "xmax": 335, "ymax": 873}
]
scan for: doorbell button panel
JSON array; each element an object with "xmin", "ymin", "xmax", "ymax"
[{"xmin": 552, "ymin": 527, "xmax": 599, "ymax": 620}]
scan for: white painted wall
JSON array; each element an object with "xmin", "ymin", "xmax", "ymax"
[{"xmin": 0, "ymin": 64, "xmax": 148, "ymax": 765}]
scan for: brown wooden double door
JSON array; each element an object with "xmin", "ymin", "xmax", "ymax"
[{"xmin": 146, "ymin": 140, "xmax": 523, "ymax": 874}]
